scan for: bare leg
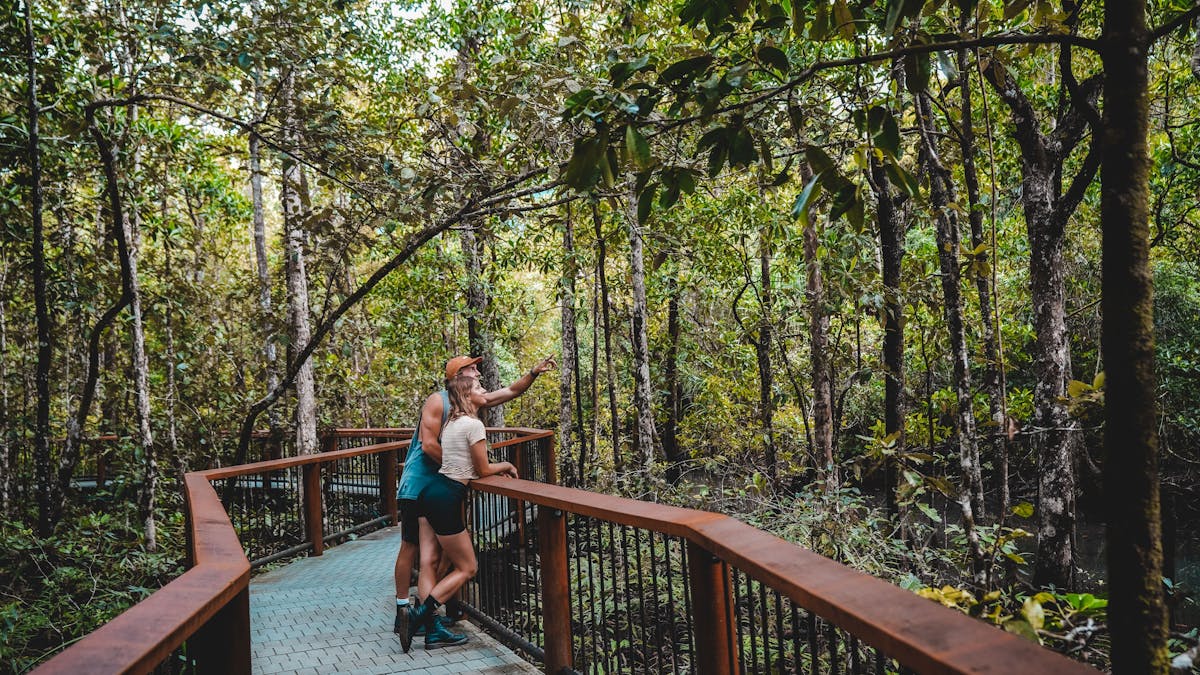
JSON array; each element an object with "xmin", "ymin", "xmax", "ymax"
[
  {"xmin": 426, "ymin": 531, "xmax": 477, "ymax": 603},
  {"xmin": 393, "ymin": 540, "xmax": 418, "ymax": 600},
  {"xmin": 417, "ymin": 517, "xmax": 441, "ymax": 601}
]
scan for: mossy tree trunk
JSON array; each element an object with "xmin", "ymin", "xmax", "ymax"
[{"xmin": 1102, "ymin": 1, "xmax": 1168, "ymax": 670}]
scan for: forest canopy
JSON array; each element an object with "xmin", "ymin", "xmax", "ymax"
[{"xmin": 2, "ymin": 0, "xmax": 1199, "ymax": 671}]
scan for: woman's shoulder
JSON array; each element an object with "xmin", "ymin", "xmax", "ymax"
[{"xmin": 448, "ymin": 414, "xmax": 484, "ymax": 430}]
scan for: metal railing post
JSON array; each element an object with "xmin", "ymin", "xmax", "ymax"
[
  {"xmin": 538, "ymin": 507, "xmax": 573, "ymax": 674},
  {"xmin": 687, "ymin": 540, "xmax": 738, "ymax": 675},
  {"xmin": 383, "ymin": 447, "xmax": 398, "ymax": 525},
  {"xmin": 191, "ymin": 585, "xmax": 250, "ymax": 674},
  {"xmin": 303, "ymin": 462, "xmax": 324, "ymax": 556}
]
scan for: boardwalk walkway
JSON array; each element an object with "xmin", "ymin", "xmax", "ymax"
[{"xmin": 250, "ymin": 525, "xmax": 539, "ymax": 675}]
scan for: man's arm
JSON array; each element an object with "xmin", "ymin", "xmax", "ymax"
[
  {"xmin": 418, "ymin": 392, "xmax": 445, "ymax": 463},
  {"xmin": 482, "ymin": 356, "xmax": 557, "ymax": 407}
]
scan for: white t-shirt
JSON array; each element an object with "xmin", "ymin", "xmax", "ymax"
[{"xmin": 439, "ymin": 415, "xmax": 487, "ymax": 483}]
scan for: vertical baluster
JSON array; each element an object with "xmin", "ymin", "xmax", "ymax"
[
  {"xmin": 685, "ymin": 541, "xmax": 737, "ymax": 675},
  {"xmin": 827, "ymin": 620, "xmax": 840, "ymax": 675},
  {"xmin": 666, "ymin": 535, "xmax": 684, "ymax": 674},
  {"xmin": 539, "ymin": 506, "xmax": 573, "ymax": 673},
  {"xmin": 806, "ymin": 611, "xmax": 818, "ymax": 675},
  {"xmin": 303, "ymin": 461, "xmax": 323, "ymax": 556}
]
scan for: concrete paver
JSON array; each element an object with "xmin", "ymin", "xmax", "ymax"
[{"xmin": 250, "ymin": 525, "xmax": 541, "ymax": 674}]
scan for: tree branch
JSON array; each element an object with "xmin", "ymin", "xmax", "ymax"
[
  {"xmin": 649, "ymin": 32, "xmax": 1101, "ymax": 138},
  {"xmin": 1147, "ymin": 3, "xmax": 1200, "ymax": 45}
]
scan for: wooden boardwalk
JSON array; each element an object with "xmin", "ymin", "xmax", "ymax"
[{"xmin": 250, "ymin": 525, "xmax": 539, "ymax": 675}]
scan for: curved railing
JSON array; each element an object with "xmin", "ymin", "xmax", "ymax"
[
  {"xmin": 36, "ymin": 426, "xmax": 1097, "ymax": 674},
  {"xmin": 34, "ymin": 427, "xmax": 553, "ymax": 674},
  {"xmin": 464, "ymin": 477, "xmax": 1100, "ymax": 674}
]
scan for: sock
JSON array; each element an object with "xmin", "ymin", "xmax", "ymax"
[
  {"xmin": 396, "ymin": 598, "xmax": 409, "ymax": 606},
  {"xmin": 423, "ymin": 596, "xmax": 442, "ymax": 612}
]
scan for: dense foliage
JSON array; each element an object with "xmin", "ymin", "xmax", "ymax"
[{"xmin": 2, "ymin": 0, "xmax": 1199, "ymax": 670}]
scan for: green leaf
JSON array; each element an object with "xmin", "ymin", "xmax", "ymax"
[
  {"xmin": 904, "ymin": 49, "xmax": 931, "ymax": 93},
  {"xmin": 625, "ymin": 125, "xmax": 653, "ymax": 169},
  {"xmin": 563, "ymin": 135, "xmax": 605, "ymax": 190},
  {"xmin": 707, "ymin": 141, "xmax": 727, "ymax": 178},
  {"xmin": 791, "ymin": 174, "xmax": 822, "ymax": 225},
  {"xmin": 729, "ymin": 127, "xmax": 758, "ymax": 168},
  {"xmin": 1012, "ymin": 501, "xmax": 1035, "ymax": 518},
  {"xmin": 1003, "ymin": 618, "xmax": 1040, "ymax": 643},
  {"xmin": 757, "ymin": 45, "xmax": 789, "ymax": 74},
  {"xmin": 804, "ymin": 145, "xmax": 836, "ymax": 176},
  {"xmin": 1021, "ymin": 597, "xmax": 1045, "ymax": 632},
  {"xmin": 871, "ymin": 106, "xmax": 901, "ymax": 157},
  {"xmin": 1004, "ymin": 0, "xmax": 1034, "ymax": 20},
  {"xmin": 916, "ymin": 502, "xmax": 942, "ymax": 522},
  {"xmin": 658, "ymin": 55, "xmax": 714, "ymax": 85},
  {"xmin": 883, "ymin": 158, "xmax": 920, "ymax": 196},
  {"xmin": 637, "ymin": 183, "xmax": 657, "ymax": 224}
]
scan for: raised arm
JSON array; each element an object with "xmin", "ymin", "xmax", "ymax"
[
  {"xmin": 469, "ymin": 438, "xmax": 517, "ymax": 479},
  {"xmin": 418, "ymin": 392, "xmax": 445, "ymax": 464},
  {"xmin": 481, "ymin": 356, "xmax": 557, "ymax": 407}
]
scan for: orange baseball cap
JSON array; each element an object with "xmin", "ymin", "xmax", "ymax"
[{"xmin": 445, "ymin": 355, "xmax": 483, "ymax": 380}]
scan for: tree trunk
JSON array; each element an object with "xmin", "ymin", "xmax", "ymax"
[
  {"xmin": 593, "ymin": 202, "xmax": 621, "ymax": 469},
  {"xmin": 917, "ymin": 91, "xmax": 985, "ymax": 584},
  {"xmin": 958, "ymin": 40, "xmax": 1009, "ymax": 518},
  {"xmin": 0, "ymin": 255, "xmax": 10, "ymax": 515},
  {"xmin": 871, "ymin": 158, "xmax": 905, "ymax": 509},
  {"xmin": 280, "ymin": 72, "xmax": 318, "ymax": 456},
  {"xmin": 1102, "ymin": 2, "xmax": 1168, "ymax": 669},
  {"xmin": 559, "ymin": 206, "xmax": 578, "ymax": 485},
  {"xmin": 800, "ymin": 164, "xmax": 834, "ymax": 486},
  {"xmin": 662, "ymin": 269, "xmax": 683, "ymax": 464},
  {"xmin": 63, "ymin": 105, "xmax": 136, "ymax": 517},
  {"xmin": 249, "ymin": 2, "xmax": 280, "ymax": 437},
  {"xmin": 124, "ymin": 103, "xmax": 158, "ymax": 551},
  {"xmin": 627, "ymin": 190, "xmax": 658, "ymax": 468},
  {"xmin": 756, "ymin": 225, "xmax": 776, "ymax": 483},
  {"xmin": 26, "ymin": 1, "xmax": 54, "ymax": 536},
  {"xmin": 983, "ymin": 57, "xmax": 1100, "ymax": 589}
]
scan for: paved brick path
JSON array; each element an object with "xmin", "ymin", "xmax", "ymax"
[{"xmin": 250, "ymin": 525, "xmax": 540, "ymax": 675}]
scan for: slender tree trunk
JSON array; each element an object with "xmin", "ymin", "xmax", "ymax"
[
  {"xmin": 0, "ymin": 254, "xmax": 10, "ymax": 515},
  {"xmin": 462, "ymin": 221, "xmax": 501, "ymax": 423},
  {"xmin": 249, "ymin": 3, "xmax": 280, "ymax": 437},
  {"xmin": 559, "ymin": 206, "xmax": 578, "ymax": 484},
  {"xmin": 662, "ymin": 269, "xmax": 683, "ymax": 464},
  {"xmin": 26, "ymin": 1, "xmax": 54, "ymax": 535},
  {"xmin": 871, "ymin": 158, "xmax": 905, "ymax": 509},
  {"xmin": 959, "ymin": 41, "xmax": 1009, "ymax": 518},
  {"xmin": 1102, "ymin": 2, "xmax": 1168, "ymax": 669},
  {"xmin": 122, "ymin": 101, "xmax": 157, "ymax": 551},
  {"xmin": 593, "ymin": 202, "xmax": 620, "ymax": 469},
  {"xmin": 590, "ymin": 271, "xmax": 601, "ymax": 474},
  {"xmin": 280, "ymin": 72, "xmax": 318, "ymax": 456},
  {"xmin": 60, "ymin": 104, "xmax": 135, "ymax": 518},
  {"xmin": 800, "ymin": 164, "xmax": 834, "ymax": 486},
  {"xmin": 917, "ymin": 92, "xmax": 985, "ymax": 584},
  {"xmin": 626, "ymin": 190, "xmax": 657, "ymax": 467},
  {"xmin": 756, "ymin": 224, "xmax": 776, "ymax": 483}
]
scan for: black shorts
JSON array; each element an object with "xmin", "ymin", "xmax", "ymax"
[{"xmin": 400, "ymin": 475, "xmax": 469, "ymax": 539}]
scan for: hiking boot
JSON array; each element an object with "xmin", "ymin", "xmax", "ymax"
[
  {"xmin": 395, "ymin": 604, "xmax": 414, "ymax": 653},
  {"xmin": 424, "ymin": 617, "xmax": 468, "ymax": 649},
  {"xmin": 405, "ymin": 602, "xmax": 428, "ymax": 651}
]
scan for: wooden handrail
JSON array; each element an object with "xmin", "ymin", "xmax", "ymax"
[
  {"xmin": 36, "ymin": 475, "xmax": 250, "ymax": 674},
  {"xmin": 470, "ymin": 476, "xmax": 1100, "ymax": 675},
  {"xmin": 32, "ymin": 429, "xmax": 549, "ymax": 675}
]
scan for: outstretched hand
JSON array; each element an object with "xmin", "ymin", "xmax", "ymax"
[{"xmin": 531, "ymin": 356, "xmax": 557, "ymax": 375}]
